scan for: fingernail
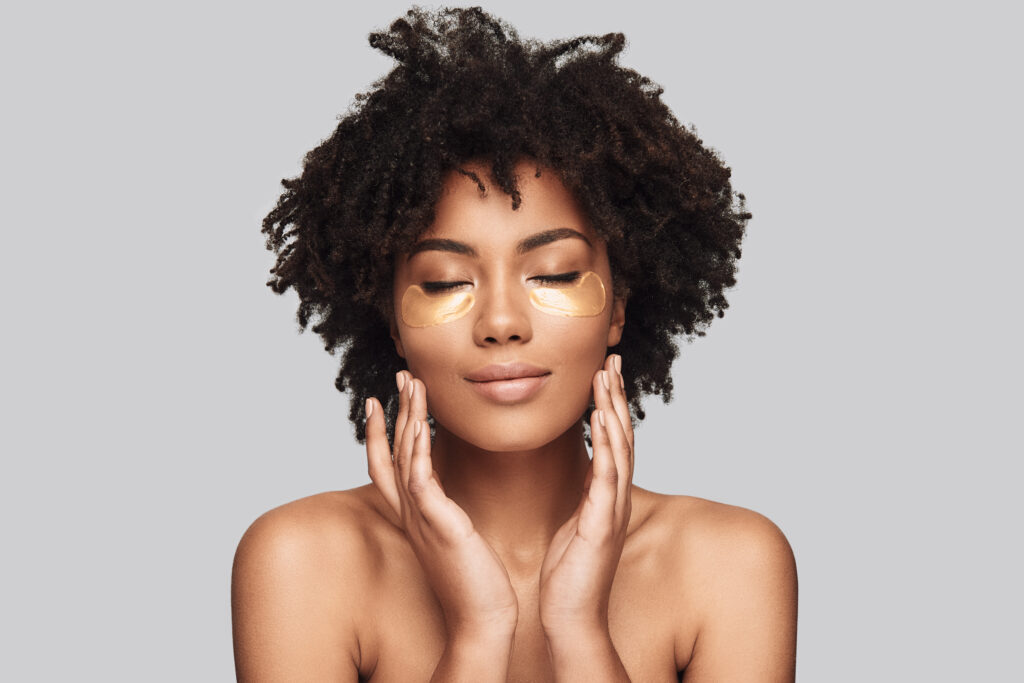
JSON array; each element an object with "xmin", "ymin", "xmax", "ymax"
[
  {"xmin": 598, "ymin": 409, "xmax": 606, "ymax": 427},
  {"xmin": 408, "ymin": 379, "xmax": 415, "ymax": 398},
  {"xmin": 601, "ymin": 370, "xmax": 610, "ymax": 390},
  {"xmin": 365, "ymin": 398, "xmax": 374, "ymax": 420},
  {"xmin": 614, "ymin": 355, "xmax": 622, "ymax": 374},
  {"xmin": 414, "ymin": 420, "xmax": 422, "ymax": 437},
  {"xmin": 396, "ymin": 372, "xmax": 406, "ymax": 392}
]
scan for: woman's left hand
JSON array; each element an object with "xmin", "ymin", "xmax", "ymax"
[{"xmin": 539, "ymin": 353, "xmax": 634, "ymax": 639}]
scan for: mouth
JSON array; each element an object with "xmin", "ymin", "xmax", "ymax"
[
  {"xmin": 464, "ymin": 362, "xmax": 550, "ymax": 383},
  {"xmin": 464, "ymin": 363, "xmax": 552, "ymax": 403},
  {"xmin": 464, "ymin": 374, "xmax": 551, "ymax": 403}
]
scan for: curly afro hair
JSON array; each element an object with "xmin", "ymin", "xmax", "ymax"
[{"xmin": 261, "ymin": 6, "xmax": 750, "ymax": 444}]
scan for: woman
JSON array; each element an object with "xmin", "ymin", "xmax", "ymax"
[{"xmin": 232, "ymin": 7, "xmax": 797, "ymax": 682}]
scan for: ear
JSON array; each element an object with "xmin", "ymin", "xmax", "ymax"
[
  {"xmin": 390, "ymin": 315, "xmax": 406, "ymax": 359},
  {"xmin": 606, "ymin": 296, "xmax": 626, "ymax": 347}
]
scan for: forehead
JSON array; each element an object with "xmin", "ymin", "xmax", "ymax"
[{"xmin": 421, "ymin": 162, "xmax": 597, "ymax": 246}]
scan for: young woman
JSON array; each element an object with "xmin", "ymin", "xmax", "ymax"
[{"xmin": 232, "ymin": 8, "xmax": 797, "ymax": 682}]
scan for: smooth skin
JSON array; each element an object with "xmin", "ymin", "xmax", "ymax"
[{"xmin": 232, "ymin": 161, "xmax": 798, "ymax": 682}]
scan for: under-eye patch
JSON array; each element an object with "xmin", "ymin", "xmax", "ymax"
[
  {"xmin": 529, "ymin": 271, "xmax": 606, "ymax": 317},
  {"xmin": 400, "ymin": 285, "xmax": 475, "ymax": 327}
]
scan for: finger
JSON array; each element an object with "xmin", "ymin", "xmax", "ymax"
[
  {"xmin": 407, "ymin": 418, "xmax": 474, "ymax": 539},
  {"xmin": 403, "ymin": 378, "xmax": 428, "ymax": 489},
  {"xmin": 392, "ymin": 373, "xmax": 416, "ymax": 518},
  {"xmin": 602, "ymin": 352, "xmax": 634, "ymax": 491},
  {"xmin": 407, "ymin": 378, "xmax": 430, "ymax": 487},
  {"xmin": 365, "ymin": 396, "xmax": 402, "ymax": 517},
  {"xmin": 404, "ymin": 378, "xmax": 426, "ymax": 490},
  {"xmin": 600, "ymin": 405, "xmax": 632, "ymax": 523},
  {"xmin": 409, "ymin": 417, "xmax": 434, "ymax": 496},
  {"xmin": 593, "ymin": 367, "xmax": 630, "ymax": 499},
  {"xmin": 411, "ymin": 377, "xmax": 429, "ymax": 428},
  {"xmin": 579, "ymin": 401, "xmax": 616, "ymax": 540},
  {"xmin": 393, "ymin": 371, "xmax": 411, "ymax": 461},
  {"xmin": 396, "ymin": 377, "xmax": 418, "ymax": 494},
  {"xmin": 608, "ymin": 355, "xmax": 634, "ymax": 456}
]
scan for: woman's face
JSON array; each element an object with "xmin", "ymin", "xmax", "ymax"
[{"xmin": 391, "ymin": 159, "xmax": 626, "ymax": 452}]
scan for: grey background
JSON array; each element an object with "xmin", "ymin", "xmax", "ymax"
[{"xmin": 3, "ymin": 0, "xmax": 1020, "ymax": 680}]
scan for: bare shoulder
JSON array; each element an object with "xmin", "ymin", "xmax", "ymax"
[
  {"xmin": 231, "ymin": 486, "xmax": 396, "ymax": 681},
  {"xmin": 234, "ymin": 485, "xmax": 395, "ymax": 572},
  {"xmin": 658, "ymin": 493, "xmax": 794, "ymax": 569},
  {"xmin": 638, "ymin": 489, "xmax": 798, "ymax": 681}
]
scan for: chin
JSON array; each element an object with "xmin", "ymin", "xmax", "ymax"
[{"xmin": 438, "ymin": 410, "xmax": 583, "ymax": 453}]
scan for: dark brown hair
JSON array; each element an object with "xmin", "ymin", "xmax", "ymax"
[{"xmin": 261, "ymin": 6, "xmax": 750, "ymax": 443}]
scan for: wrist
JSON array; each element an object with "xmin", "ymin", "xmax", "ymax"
[
  {"xmin": 432, "ymin": 630, "xmax": 516, "ymax": 683},
  {"xmin": 543, "ymin": 621, "xmax": 611, "ymax": 650},
  {"xmin": 448, "ymin": 624, "xmax": 517, "ymax": 648},
  {"xmin": 544, "ymin": 628, "xmax": 630, "ymax": 683},
  {"xmin": 447, "ymin": 610, "xmax": 518, "ymax": 644},
  {"xmin": 541, "ymin": 610, "xmax": 608, "ymax": 644},
  {"xmin": 548, "ymin": 630, "xmax": 626, "ymax": 683}
]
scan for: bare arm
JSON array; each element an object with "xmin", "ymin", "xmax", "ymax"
[
  {"xmin": 231, "ymin": 507, "xmax": 361, "ymax": 682},
  {"xmin": 682, "ymin": 510, "xmax": 798, "ymax": 682}
]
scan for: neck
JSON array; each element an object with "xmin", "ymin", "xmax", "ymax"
[{"xmin": 430, "ymin": 421, "xmax": 591, "ymax": 574}]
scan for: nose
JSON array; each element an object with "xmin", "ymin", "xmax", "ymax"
[{"xmin": 472, "ymin": 277, "xmax": 534, "ymax": 346}]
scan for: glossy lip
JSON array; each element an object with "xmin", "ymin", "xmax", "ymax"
[{"xmin": 464, "ymin": 362, "xmax": 552, "ymax": 404}]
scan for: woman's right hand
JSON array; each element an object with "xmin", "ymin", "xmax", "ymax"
[{"xmin": 365, "ymin": 370, "xmax": 520, "ymax": 642}]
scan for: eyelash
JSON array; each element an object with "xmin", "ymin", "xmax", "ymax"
[{"xmin": 421, "ymin": 271, "xmax": 581, "ymax": 293}]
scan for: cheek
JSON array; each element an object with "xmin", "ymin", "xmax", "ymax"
[
  {"xmin": 543, "ymin": 315, "xmax": 611, "ymax": 389},
  {"xmin": 396, "ymin": 323, "xmax": 468, "ymax": 403}
]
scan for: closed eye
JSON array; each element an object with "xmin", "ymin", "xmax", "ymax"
[
  {"xmin": 421, "ymin": 281, "xmax": 471, "ymax": 293},
  {"xmin": 530, "ymin": 271, "xmax": 581, "ymax": 285}
]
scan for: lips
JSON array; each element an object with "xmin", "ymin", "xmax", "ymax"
[
  {"xmin": 464, "ymin": 362, "xmax": 551, "ymax": 403},
  {"xmin": 464, "ymin": 362, "xmax": 550, "ymax": 382}
]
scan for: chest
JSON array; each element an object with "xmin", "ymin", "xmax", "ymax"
[{"xmin": 359, "ymin": 553, "xmax": 695, "ymax": 682}]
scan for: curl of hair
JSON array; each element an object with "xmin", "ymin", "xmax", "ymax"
[{"xmin": 262, "ymin": 6, "xmax": 751, "ymax": 444}]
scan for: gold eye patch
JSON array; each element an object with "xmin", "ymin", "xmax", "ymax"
[
  {"xmin": 400, "ymin": 285, "xmax": 475, "ymax": 327},
  {"xmin": 529, "ymin": 271, "xmax": 606, "ymax": 317}
]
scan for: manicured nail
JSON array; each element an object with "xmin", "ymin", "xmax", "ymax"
[
  {"xmin": 614, "ymin": 355, "xmax": 622, "ymax": 374},
  {"xmin": 601, "ymin": 370, "xmax": 610, "ymax": 390},
  {"xmin": 365, "ymin": 398, "xmax": 373, "ymax": 420},
  {"xmin": 414, "ymin": 420, "xmax": 422, "ymax": 437},
  {"xmin": 598, "ymin": 409, "xmax": 606, "ymax": 427},
  {"xmin": 408, "ymin": 379, "xmax": 415, "ymax": 398},
  {"xmin": 396, "ymin": 372, "xmax": 406, "ymax": 392}
]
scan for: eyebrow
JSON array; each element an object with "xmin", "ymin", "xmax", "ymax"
[{"xmin": 407, "ymin": 227, "xmax": 592, "ymax": 261}]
